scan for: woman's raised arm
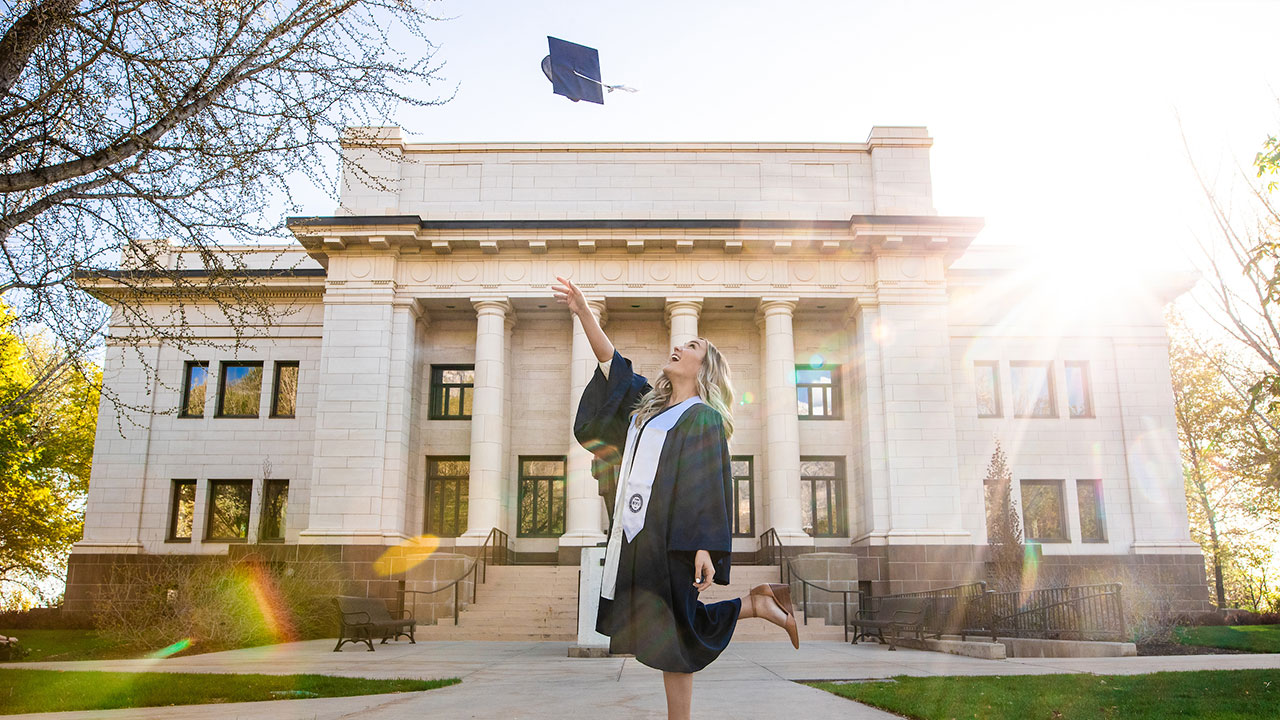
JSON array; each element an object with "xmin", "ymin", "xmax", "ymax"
[{"xmin": 552, "ymin": 275, "xmax": 614, "ymax": 362}]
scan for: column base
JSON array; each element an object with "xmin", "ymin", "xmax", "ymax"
[
  {"xmin": 455, "ymin": 529, "xmax": 498, "ymax": 547},
  {"xmin": 558, "ymin": 532, "xmax": 608, "ymax": 548},
  {"xmin": 771, "ymin": 528, "xmax": 817, "ymax": 548}
]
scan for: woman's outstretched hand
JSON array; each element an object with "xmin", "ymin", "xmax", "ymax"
[
  {"xmin": 693, "ymin": 549, "xmax": 714, "ymax": 592},
  {"xmin": 552, "ymin": 275, "xmax": 589, "ymax": 317}
]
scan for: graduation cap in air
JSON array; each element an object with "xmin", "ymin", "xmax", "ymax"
[{"xmin": 541, "ymin": 36, "xmax": 636, "ymax": 105}]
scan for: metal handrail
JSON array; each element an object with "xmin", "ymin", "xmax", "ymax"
[
  {"xmin": 985, "ymin": 582, "xmax": 1125, "ymax": 642},
  {"xmin": 396, "ymin": 527, "xmax": 511, "ymax": 626},
  {"xmin": 756, "ymin": 527, "xmax": 857, "ymax": 642}
]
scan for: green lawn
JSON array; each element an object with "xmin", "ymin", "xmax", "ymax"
[
  {"xmin": 1175, "ymin": 625, "xmax": 1280, "ymax": 654},
  {"xmin": 0, "ymin": 629, "xmax": 140, "ymax": 662},
  {"xmin": 0, "ymin": 669, "xmax": 458, "ymax": 715},
  {"xmin": 810, "ymin": 669, "xmax": 1280, "ymax": 720}
]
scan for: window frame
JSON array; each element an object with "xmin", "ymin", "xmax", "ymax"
[
  {"xmin": 167, "ymin": 479, "xmax": 197, "ymax": 543},
  {"xmin": 1010, "ymin": 361, "xmax": 1057, "ymax": 419},
  {"xmin": 430, "ymin": 364, "xmax": 476, "ymax": 420},
  {"xmin": 269, "ymin": 361, "xmax": 300, "ymax": 419},
  {"xmin": 1020, "ymin": 478, "xmax": 1070, "ymax": 543},
  {"xmin": 517, "ymin": 455, "xmax": 568, "ymax": 538},
  {"xmin": 1076, "ymin": 478, "xmax": 1108, "ymax": 543},
  {"xmin": 795, "ymin": 364, "xmax": 842, "ymax": 421},
  {"xmin": 204, "ymin": 479, "xmax": 253, "ymax": 543},
  {"xmin": 800, "ymin": 456, "xmax": 847, "ymax": 538},
  {"xmin": 1065, "ymin": 361, "xmax": 1094, "ymax": 419},
  {"xmin": 178, "ymin": 361, "xmax": 210, "ymax": 418},
  {"xmin": 425, "ymin": 456, "xmax": 469, "ymax": 538},
  {"xmin": 974, "ymin": 360, "xmax": 1002, "ymax": 418},
  {"xmin": 731, "ymin": 455, "xmax": 755, "ymax": 538},
  {"xmin": 215, "ymin": 361, "xmax": 265, "ymax": 419},
  {"xmin": 259, "ymin": 478, "xmax": 289, "ymax": 542}
]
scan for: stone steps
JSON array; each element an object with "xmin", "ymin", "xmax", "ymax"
[{"xmin": 416, "ymin": 565, "xmax": 850, "ymax": 643}]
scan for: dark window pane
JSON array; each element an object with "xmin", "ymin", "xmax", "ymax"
[
  {"xmin": 1022, "ymin": 480, "xmax": 1066, "ymax": 541},
  {"xmin": 975, "ymin": 362, "xmax": 1000, "ymax": 417},
  {"xmin": 518, "ymin": 456, "xmax": 566, "ymax": 537},
  {"xmin": 272, "ymin": 364, "xmax": 298, "ymax": 417},
  {"xmin": 182, "ymin": 363, "xmax": 208, "ymax": 417},
  {"xmin": 170, "ymin": 481, "xmax": 196, "ymax": 539},
  {"xmin": 800, "ymin": 457, "xmax": 844, "ymax": 537},
  {"xmin": 207, "ymin": 481, "xmax": 251, "ymax": 540},
  {"xmin": 432, "ymin": 366, "xmax": 476, "ymax": 419},
  {"xmin": 426, "ymin": 458, "xmax": 469, "ymax": 537},
  {"xmin": 260, "ymin": 480, "xmax": 288, "ymax": 541},
  {"xmin": 736, "ymin": 479, "xmax": 753, "ymax": 536},
  {"xmin": 219, "ymin": 364, "xmax": 263, "ymax": 417},
  {"xmin": 524, "ymin": 459, "xmax": 565, "ymax": 477},
  {"xmin": 1077, "ymin": 480, "xmax": 1106, "ymax": 542},
  {"xmin": 1066, "ymin": 363, "xmax": 1092, "ymax": 418}
]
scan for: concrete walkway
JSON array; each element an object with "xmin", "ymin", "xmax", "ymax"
[{"xmin": 5, "ymin": 640, "xmax": 1280, "ymax": 719}]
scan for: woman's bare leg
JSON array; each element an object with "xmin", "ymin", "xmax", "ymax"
[
  {"xmin": 662, "ymin": 671, "xmax": 692, "ymax": 720},
  {"xmin": 737, "ymin": 591, "xmax": 787, "ymax": 626}
]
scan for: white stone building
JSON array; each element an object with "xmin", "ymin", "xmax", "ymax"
[{"xmin": 68, "ymin": 126, "xmax": 1209, "ymax": 610}]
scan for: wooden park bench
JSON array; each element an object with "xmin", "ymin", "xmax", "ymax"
[
  {"xmin": 332, "ymin": 595, "xmax": 416, "ymax": 652},
  {"xmin": 850, "ymin": 597, "xmax": 929, "ymax": 650}
]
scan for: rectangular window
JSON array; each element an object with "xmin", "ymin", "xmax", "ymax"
[
  {"xmin": 270, "ymin": 362, "xmax": 299, "ymax": 418},
  {"xmin": 731, "ymin": 456, "xmax": 755, "ymax": 538},
  {"xmin": 1077, "ymin": 479, "xmax": 1107, "ymax": 543},
  {"xmin": 205, "ymin": 480, "xmax": 252, "ymax": 542},
  {"xmin": 1065, "ymin": 361, "xmax": 1093, "ymax": 418},
  {"xmin": 260, "ymin": 479, "xmax": 289, "ymax": 542},
  {"xmin": 796, "ymin": 365, "xmax": 841, "ymax": 419},
  {"xmin": 800, "ymin": 457, "xmax": 846, "ymax": 537},
  {"xmin": 430, "ymin": 365, "xmax": 475, "ymax": 420},
  {"xmin": 1010, "ymin": 362, "xmax": 1056, "ymax": 418},
  {"xmin": 425, "ymin": 457, "xmax": 469, "ymax": 537},
  {"xmin": 1021, "ymin": 479, "xmax": 1068, "ymax": 542},
  {"xmin": 216, "ymin": 362, "xmax": 264, "ymax": 418},
  {"xmin": 518, "ymin": 456, "xmax": 567, "ymax": 538},
  {"xmin": 168, "ymin": 480, "xmax": 197, "ymax": 542},
  {"xmin": 974, "ymin": 361, "xmax": 1002, "ymax": 418},
  {"xmin": 179, "ymin": 362, "xmax": 209, "ymax": 418}
]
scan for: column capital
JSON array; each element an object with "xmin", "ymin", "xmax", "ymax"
[
  {"xmin": 586, "ymin": 298, "xmax": 608, "ymax": 326},
  {"xmin": 471, "ymin": 297, "xmax": 513, "ymax": 316},
  {"xmin": 663, "ymin": 297, "xmax": 703, "ymax": 328},
  {"xmin": 755, "ymin": 297, "xmax": 799, "ymax": 328}
]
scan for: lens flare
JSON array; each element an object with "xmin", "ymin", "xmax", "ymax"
[
  {"xmin": 373, "ymin": 535, "xmax": 442, "ymax": 577},
  {"xmin": 1020, "ymin": 544, "xmax": 1041, "ymax": 594},
  {"xmin": 739, "ymin": 391, "xmax": 754, "ymax": 405},
  {"xmin": 808, "ymin": 353, "xmax": 824, "ymax": 368},
  {"xmin": 148, "ymin": 638, "xmax": 193, "ymax": 659},
  {"xmin": 240, "ymin": 561, "xmax": 299, "ymax": 644}
]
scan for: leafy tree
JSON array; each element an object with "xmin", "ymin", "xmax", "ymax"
[
  {"xmin": 0, "ymin": 0, "xmax": 449, "ymax": 421},
  {"xmin": 983, "ymin": 439, "xmax": 1023, "ymax": 592},
  {"xmin": 0, "ymin": 303, "xmax": 98, "ymax": 608},
  {"xmin": 1169, "ymin": 311, "xmax": 1280, "ymax": 610}
]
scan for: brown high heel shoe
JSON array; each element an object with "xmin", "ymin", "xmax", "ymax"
[{"xmin": 750, "ymin": 583, "xmax": 799, "ymax": 649}]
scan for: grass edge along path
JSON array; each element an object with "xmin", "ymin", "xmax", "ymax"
[
  {"xmin": 0, "ymin": 669, "xmax": 460, "ymax": 715},
  {"xmin": 809, "ymin": 669, "xmax": 1280, "ymax": 720},
  {"xmin": 1174, "ymin": 624, "xmax": 1280, "ymax": 654}
]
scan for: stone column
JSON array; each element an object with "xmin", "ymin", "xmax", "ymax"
[
  {"xmin": 757, "ymin": 298, "xmax": 809, "ymax": 545},
  {"xmin": 459, "ymin": 298, "xmax": 513, "ymax": 546},
  {"xmin": 665, "ymin": 298, "xmax": 703, "ymax": 349},
  {"xmin": 561, "ymin": 299, "xmax": 610, "ymax": 554}
]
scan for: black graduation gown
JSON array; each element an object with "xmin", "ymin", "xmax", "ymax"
[{"xmin": 574, "ymin": 349, "xmax": 740, "ymax": 673}]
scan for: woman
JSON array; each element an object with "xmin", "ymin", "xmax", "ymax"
[{"xmin": 553, "ymin": 276, "xmax": 799, "ymax": 720}]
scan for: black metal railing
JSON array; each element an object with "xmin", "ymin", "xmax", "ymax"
[
  {"xmin": 757, "ymin": 528, "xmax": 857, "ymax": 642},
  {"xmin": 396, "ymin": 527, "xmax": 512, "ymax": 626},
  {"xmin": 984, "ymin": 583, "xmax": 1125, "ymax": 642}
]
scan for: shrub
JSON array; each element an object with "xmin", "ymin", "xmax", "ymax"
[{"xmin": 94, "ymin": 554, "xmax": 345, "ymax": 653}]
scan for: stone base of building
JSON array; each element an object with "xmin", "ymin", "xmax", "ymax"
[{"xmin": 65, "ymin": 544, "xmax": 475, "ymax": 624}]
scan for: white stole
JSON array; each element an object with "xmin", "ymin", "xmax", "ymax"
[{"xmin": 600, "ymin": 396, "xmax": 704, "ymax": 600}]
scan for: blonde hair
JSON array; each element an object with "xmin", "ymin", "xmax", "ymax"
[{"xmin": 630, "ymin": 338, "xmax": 735, "ymax": 443}]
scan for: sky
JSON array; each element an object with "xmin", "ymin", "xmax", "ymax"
[{"xmin": 293, "ymin": 0, "xmax": 1280, "ymax": 281}]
